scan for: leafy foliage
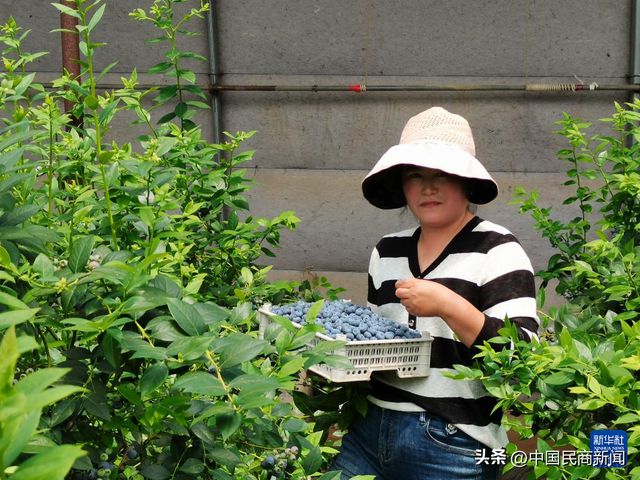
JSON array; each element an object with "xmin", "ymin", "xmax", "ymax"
[
  {"xmin": 0, "ymin": 327, "xmax": 85, "ymax": 480},
  {"xmin": 453, "ymin": 102, "xmax": 640, "ymax": 479},
  {"xmin": 0, "ymin": 2, "xmax": 351, "ymax": 479}
]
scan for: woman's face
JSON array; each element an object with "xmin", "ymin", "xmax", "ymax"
[{"xmin": 401, "ymin": 166, "xmax": 470, "ymax": 228}]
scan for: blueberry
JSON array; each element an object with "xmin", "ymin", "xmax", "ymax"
[
  {"xmin": 88, "ymin": 469, "xmax": 98, "ymax": 480},
  {"xmin": 126, "ymin": 447, "xmax": 138, "ymax": 459},
  {"xmin": 261, "ymin": 455, "xmax": 276, "ymax": 469}
]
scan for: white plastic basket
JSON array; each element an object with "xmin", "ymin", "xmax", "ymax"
[{"xmin": 258, "ymin": 305, "xmax": 432, "ymax": 383}]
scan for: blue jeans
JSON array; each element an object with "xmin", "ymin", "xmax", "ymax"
[{"xmin": 330, "ymin": 402, "xmax": 500, "ymax": 480}]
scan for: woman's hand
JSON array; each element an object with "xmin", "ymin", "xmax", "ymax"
[
  {"xmin": 394, "ymin": 278, "xmax": 449, "ymax": 318},
  {"xmin": 395, "ymin": 278, "xmax": 485, "ymax": 347}
]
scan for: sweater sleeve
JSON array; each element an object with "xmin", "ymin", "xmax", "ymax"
[{"xmin": 471, "ymin": 240, "xmax": 539, "ymax": 347}]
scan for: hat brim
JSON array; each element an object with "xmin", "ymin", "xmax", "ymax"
[{"xmin": 362, "ymin": 141, "xmax": 498, "ymax": 209}]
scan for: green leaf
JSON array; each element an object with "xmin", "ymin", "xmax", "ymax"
[
  {"xmin": 166, "ymin": 336, "xmax": 213, "ymax": 361},
  {"xmin": 0, "ymin": 129, "xmax": 34, "ymax": 153},
  {"xmin": 282, "ymin": 417, "xmax": 308, "ymax": 433},
  {"xmin": 140, "ymin": 464, "xmax": 171, "ymax": 480},
  {"xmin": 0, "ymin": 308, "xmax": 40, "ymax": 330},
  {"xmin": 0, "ymin": 291, "xmax": 29, "ymax": 310},
  {"xmin": 146, "ymin": 317, "xmax": 185, "ymax": 342},
  {"xmin": 576, "ymin": 398, "xmax": 608, "ymax": 410},
  {"xmin": 206, "ymin": 447, "xmax": 241, "ymax": 470},
  {"xmin": 317, "ymin": 472, "xmax": 343, "ymax": 480},
  {"xmin": 544, "ymin": 371, "xmax": 575, "ymax": 386},
  {"xmin": 213, "ymin": 334, "xmax": 268, "ymax": 368},
  {"xmin": 140, "ymin": 362, "xmax": 168, "ymax": 398},
  {"xmin": 173, "ymin": 371, "xmax": 226, "ymax": 396},
  {"xmin": 191, "ymin": 422, "xmax": 218, "ymax": 447},
  {"xmin": 86, "ymin": 3, "xmax": 105, "ymax": 32},
  {"xmin": 120, "ymin": 333, "xmax": 168, "ymax": 360},
  {"xmin": 167, "ymin": 298, "xmax": 208, "ymax": 336},
  {"xmin": 68, "ymin": 236, "xmax": 95, "ymax": 273},
  {"xmin": 148, "ymin": 62, "xmax": 174, "ymax": 74},
  {"xmin": 117, "ymin": 384, "xmax": 142, "ymax": 406},
  {"xmin": 153, "ymin": 85, "xmax": 178, "ymax": 105},
  {"xmin": 12, "ymin": 73, "xmax": 36, "ymax": 97},
  {"xmin": 32, "ymin": 254, "xmax": 55, "ymax": 279},
  {"xmin": 83, "ymin": 94, "xmax": 99, "ymax": 110},
  {"xmin": 306, "ymin": 299, "xmax": 325, "ymax": 322},
  {"xmin": 51, "ymin": 3, "xmax": 81, "ymax": 19},
  {"xmin": 13, "ymin": 368, "xmax": 68, "ymax": 396},
  {"xmin": 228, "ymin": 374, "xmax": 280, "ymax": 394},
  {"xmin": 613, "ymin": 412, "xmax": 640, "ymax": 424},
  {"xmin": 176, "ymin": 69, "xmax": 196, "ymax": 84},
  {"xmin": 277, "ymin": 356, "xmax": 306, "ymax": 377},
  {"xmin": 240, "ymin": 266, "xmax": 253, "ymax": 286},
  {"xmin": 236, "ymin": 390, "xmax": 274, "ymax": 409},
  {"xmin": 83, "ymin": 391, "xmax": 111, "ymax": 421},
  {"xmin": 1, "ymin": 409, "xmax": 40, "ymax": 467},
  {"xmin": 0, "ymin": 205, "xmax": 40, "ymax": 227},
  {"xmin": 157, "ymin": 111, "xmax": 176, "ymax": 124},
  {"xmin": 49, "ymin": 398, "xmax": 78, "ymax": 427},
  {"xmin": 290, "ymin": 330, "xmax": 319, "ymax": 350},
  {"xmin": 216, "ymin": 412, "xmax": 242, "ymax": 440},
  {"xmin": 302, "ymin": 445, "xmax": 323, "ymax": 474},
  {"xmin": 179, "ymin": 458, "xmax": 205, "ymax": 475},
  {"xmin": 174, "ymin": 101, "xmax": 188, "ymax": 117},
  {"xmin": 8, "ymin": 444, "xmax": 85, "ymax": 480}
]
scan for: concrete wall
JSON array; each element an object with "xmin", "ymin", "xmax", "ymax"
[{"xmin": 2, "ymin": 0, "xmax": 633, "ymax": 305}]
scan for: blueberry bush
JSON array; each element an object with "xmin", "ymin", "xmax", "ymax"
[
  {"xmin": 0, "ymin": 2, "xmax": 355, "ymax": 479},
  {"xmin": 452, "ymin": 101, "xmax": 640, "ymax": 479}
]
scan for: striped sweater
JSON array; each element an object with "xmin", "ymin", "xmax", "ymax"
[{"xmin": 367, "ymin": 216, "xmax": 539, "ymax": 449}]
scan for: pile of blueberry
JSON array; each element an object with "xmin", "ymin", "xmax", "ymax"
[
  {"xmin": 270, "ymin": 300, "xmax": 421, "ymax": 341},
  {"xmin": 260, "ymin": 446, "xmax": 299, "ymax": 472}
]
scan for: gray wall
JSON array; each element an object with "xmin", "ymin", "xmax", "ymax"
[{"xmin": 2, "ymin": 1, "xmax": 633, "ymax": 304}]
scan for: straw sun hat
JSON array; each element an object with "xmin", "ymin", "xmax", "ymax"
[{"xmin": 361, "ymin": 107, "xmax": 498, "ymax": 209}]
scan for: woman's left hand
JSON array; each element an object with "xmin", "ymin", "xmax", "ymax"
[
  {"xmin": 395, "ymin": 278, "xmax": 450, "ymax": 318},
  {"xmin": 395, "ymin": 278, "xmax": 485, "ymax": 347}
]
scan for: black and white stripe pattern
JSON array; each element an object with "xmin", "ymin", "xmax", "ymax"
[{"xmin": 367, "ymin": 216, "xmax": 539, "ymax": 449}]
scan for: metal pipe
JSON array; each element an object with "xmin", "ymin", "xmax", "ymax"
[
  {"xmin": 205, "ymin": 0, "xmax": 231, "ymax": 221},
  {"xmin": 209, "ymin": 82, "xmax": 640, "ymax": 93},
  {"xmin": 37, "ymin": 80, "xmax": 640, "ymax": 93},
  {"xmin": 631, "ymin": 0, "xmax": 640, "ymax": 85},
  {"xmin": 59, "ymin": 0, "xmax": 82, "ymax": 126},
  {"xmin": 206, "ymin": 0, "xmax": 222, "ymax": 145}
]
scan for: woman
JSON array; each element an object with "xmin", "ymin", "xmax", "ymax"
[{"xmin": 331, "ymin": 107, "xmax": 539, "ymax": 479}]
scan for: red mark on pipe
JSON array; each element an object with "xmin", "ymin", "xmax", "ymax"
[{"xmin": 348, "ymin": 84, "xmax": 363, "ymax": 93}]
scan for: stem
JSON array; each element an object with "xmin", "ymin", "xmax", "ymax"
[
  {"xmin": 145, "ymin": 171, "xmax": 155, "ymax": 257},
  {"xmin": 78, "ymin": 1, "xmax": 119, "ymax": 250},
  {"xmin": 134, "ymin": 320, "xmax": 154, "ymax": 346},
  {"xmin": 205, "ymin": 351, "xmax": 238, "ymax": 411},
  {"xmin": 170, "ymin": 35, "xmax": 184, "ymax": 131},
  {"xmin": 570, "ymin": 146, "xmax": 588, "ymax": 247},
  {"xmin": 36, "ymin": 325, "xmax": 53, "ymax": 368},
  {"xmin": 47, "ymin": 101, "xmax": 55, "ymax": 220}
]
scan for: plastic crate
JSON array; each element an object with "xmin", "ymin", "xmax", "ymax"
[{"xmin": 258, "ymin": 305, "xmax": 432, "ymax": 383}]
